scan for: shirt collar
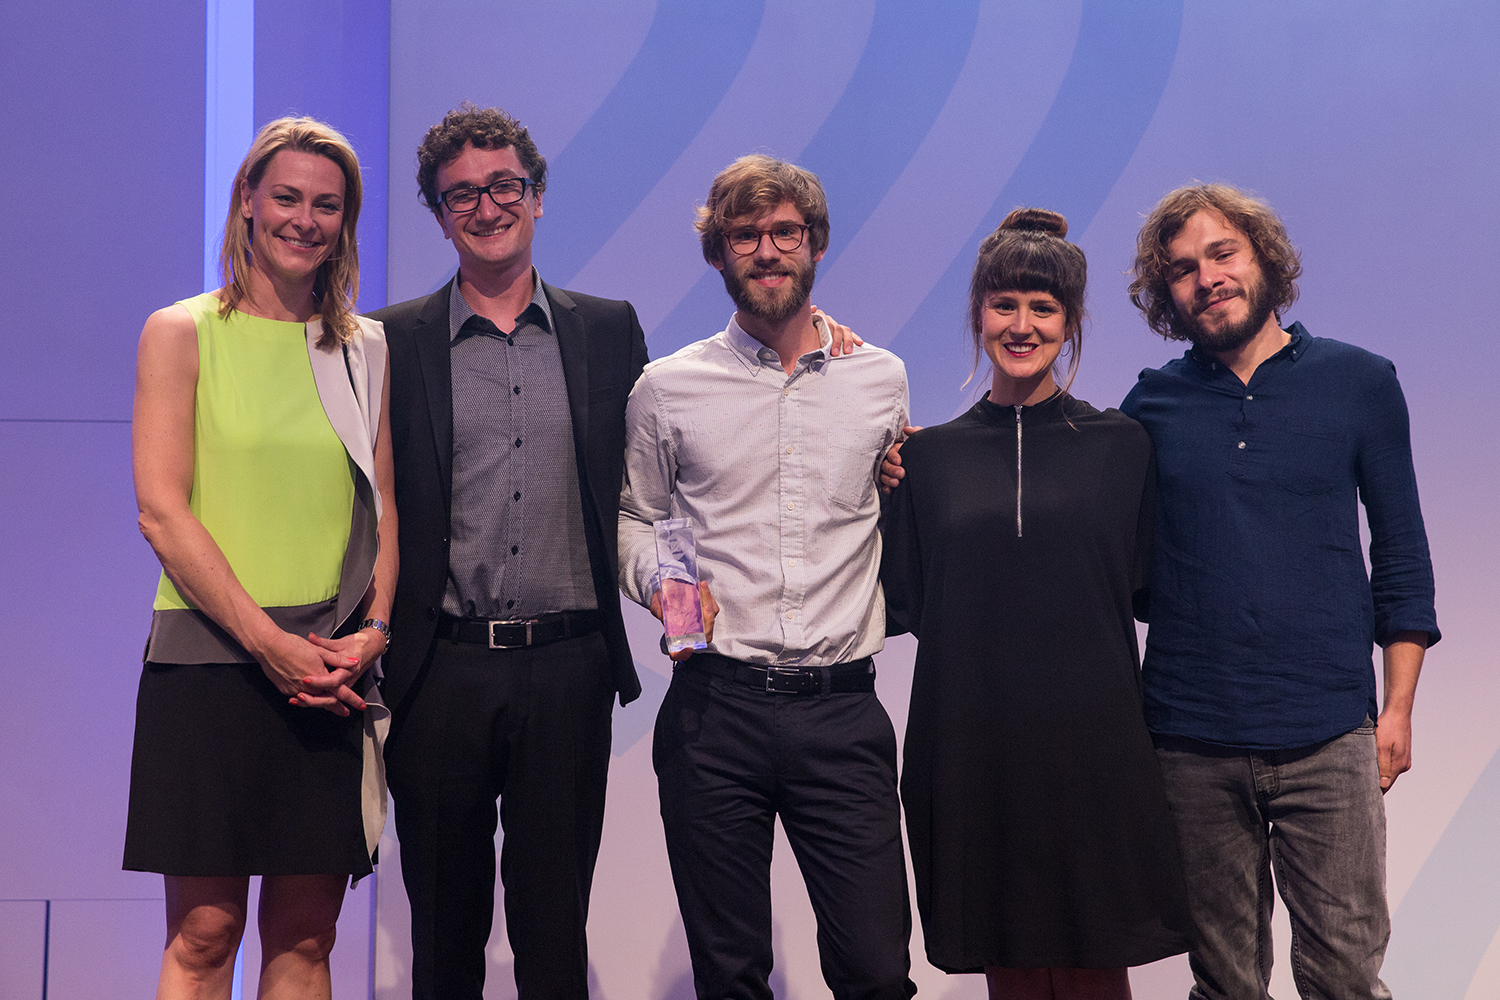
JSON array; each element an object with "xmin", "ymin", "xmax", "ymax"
[
  {"xmin": 723, "ymin": 312, "xmax": 832, "ymax": 376},
  {"xmin": 449, "ymin": 267, "xmax": 554, "ymax": 343},
  {"xmin": 1187, "ymin": 321, "xmax": 1305, "ymax": 372},
  {"xmin": 1284, "ymin": 321, "xmax": 1307, "ymax": 359}
]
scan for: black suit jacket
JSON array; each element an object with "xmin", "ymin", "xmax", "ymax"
[{"xmin": 370, "ymin": 277, "xmax": 648, "ymax": 714}]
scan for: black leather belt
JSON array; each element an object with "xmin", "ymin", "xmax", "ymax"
[
  {"xmin": 436, "ymin": 610, "xmax": 601, "ymax": 650},
  {"xmin": 691, "ymin": 652, "xmax": 875, "ymax": 695}
]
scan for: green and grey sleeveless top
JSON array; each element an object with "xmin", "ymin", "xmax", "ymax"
[{"xmin": 146, "ymin": 293, "xmax": 376, "ymax": 663}]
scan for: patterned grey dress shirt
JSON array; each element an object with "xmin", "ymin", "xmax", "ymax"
[{"xmin": 443, "ymin": 271, "xmax": 597, "ymax": 619}]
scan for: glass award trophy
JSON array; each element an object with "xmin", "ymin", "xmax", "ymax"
[{"xmin": 654, "ymin": 518, "xmax": 707, "ymax": 653}]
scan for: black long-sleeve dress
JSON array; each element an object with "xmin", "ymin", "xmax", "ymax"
[{"xmin": 882, "ymin": 391, "xmax": 1189, "ymax": 972}]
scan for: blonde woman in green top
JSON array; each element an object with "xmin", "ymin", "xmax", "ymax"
[{"xmin": 126, "ymin": 117, "xmax": 397, "ymax": 1000}]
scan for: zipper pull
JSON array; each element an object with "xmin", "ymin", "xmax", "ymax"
[{"xmin": 1014, "ymin": 405, "xmax": 1023, "ymax": 538}]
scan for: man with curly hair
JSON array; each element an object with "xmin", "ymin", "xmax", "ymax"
[
  {"xmin": 1121, "ymin": 184, "xmax": 1439, "ymax": 1000},
  {"xmin": 369, "ymin": 104, "xmax": 648, "ymax": 1000}
]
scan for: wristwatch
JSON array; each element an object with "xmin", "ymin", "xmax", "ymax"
[{"xmin": 360, "ymin": 618, "xmax": 392, "ymax": 650}]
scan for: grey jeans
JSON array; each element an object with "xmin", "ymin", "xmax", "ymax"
[{"xmin": 1153, "ymin": 722, "xmax": 1392, "ymax": 1000}]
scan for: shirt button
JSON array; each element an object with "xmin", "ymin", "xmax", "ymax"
[
  {"xmin": 786, "ymin": 446, "xmax": 794, "ymax": 454},
  {"xmin": 513, "ymin": 491, "xmax": 521, "ymax": 501},
  {"xmin": 513, "ymin": 386, "xmax": 521, "ymax": 395},
  {"xmin": 1237, "ymin": 441, "xmax": 1246, "ymax": 450},
  {"xmin": 788, "ymin": 559, "xmax": 797, "ymax": 567},
  {"xmin": 783, "ymin": 388, "xmax": 791, "ymax": 396},
  {"xmin": 786, "ymin": 611, "xmax": 795, "ymax": 620},
  {"xmin": 506, "ymin": 600, "xmax": 515, "ymax": 610},
  {"xmin": 514, "ymin": 438, "xmax": 523, "ymax": 448},
  {"xmin": 1245, "ymin": 394, "xmax": 1254, "ymax": 400},
  {"xmin": 511, "ymin": 545, "xmax": 519, "ymax": 555},
  {"xmin": 787, "ymin": 502, "xmax": 795, "ymax": 510}
]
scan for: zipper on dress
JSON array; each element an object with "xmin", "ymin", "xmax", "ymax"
[{"xmin": 1014, "ymin": 405, "xmax": 1023, "ymax": 537}]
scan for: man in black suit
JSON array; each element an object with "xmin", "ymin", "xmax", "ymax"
[{"xmin": 370, "ymin": 104, "xmax": 647, "ymax": 1000}]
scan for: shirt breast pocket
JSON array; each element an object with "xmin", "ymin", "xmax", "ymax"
[
  {"xmin": 826, "ymin": 430, "xmax": 886, "ymax": 512},
  {"xmin": 1270, "ymin": 420, "xmax": 1347, "ymax": 496}
]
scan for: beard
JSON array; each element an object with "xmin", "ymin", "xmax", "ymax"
[
  {"xmin": 721, "ymin": 255, "xmax": 817, "ymax": 325},
  {"xmin": 1173, "ymin": 268, "xmax": 1277, "ymax": 353}
]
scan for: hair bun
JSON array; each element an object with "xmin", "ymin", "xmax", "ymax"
[{"xmin": 999, "ymin": 207, "xmax": 1068, "ymax": 239}]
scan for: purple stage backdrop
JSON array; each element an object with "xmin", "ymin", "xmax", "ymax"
[{"xmin": 2, "ymin": 2, "xmax": 1497, "ymax": 998}]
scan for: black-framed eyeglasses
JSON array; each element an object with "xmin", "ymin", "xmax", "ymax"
[
  {"xmin": 439, "ymin": 177, "xmax": 536, "ymax": 214},
  {"xmin": 725, "ymin": 223, "xmax": 809, "ymax": 256}
]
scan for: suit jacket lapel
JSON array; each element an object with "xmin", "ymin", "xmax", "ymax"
[
  {"xmin": 413, "ymin": 280, "xmax": 456, "ymax": 510},
  {"xmin": 547, "ymin": 282, "xmax": 591, "ymax": 467}
]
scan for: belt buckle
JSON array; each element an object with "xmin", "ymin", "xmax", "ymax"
[
  {"xmin": 487, "ymin": 620, "xmax": 533, "ymax": 650},
  {"xmin": 763, "ymin": 666, "xmax": 804, "ymax": 694}
]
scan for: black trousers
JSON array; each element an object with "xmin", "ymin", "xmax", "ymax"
[
  {"xmin": 385, "ymin": 630, "xmax": 614, "ymax": 1000},
  {"xmin": 653, "ymin": 660, "xmax": 917, "ymax": 1000}
]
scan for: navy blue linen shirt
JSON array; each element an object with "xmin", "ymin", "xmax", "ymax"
[{"xmin": 1121, "ymin": 323, "xmax": 1439, "ymax": 749}]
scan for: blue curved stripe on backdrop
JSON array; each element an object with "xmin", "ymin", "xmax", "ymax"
[
  {"xmin": 649, "ymin": 0, "xmax": 980, "ymax": 357},
  {"xmin": 1383, "ymin": 745, "xmax": 1500, "ymax": 997},
  {"xmin": 536, "ymin": 0, "xmax": 766, "ymax": 286},
  {"xmin": 800, "ymin": 0, "xmax": 981, "ymax": 266},
  {"xmin": 893, "ymin": 0, "xmax": 1184, "ymax": 426}
]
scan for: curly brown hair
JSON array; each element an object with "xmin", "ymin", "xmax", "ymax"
[
  {"xmin": 219, "ymin": 117, "xmax": 363, "ymax": 348},
  {"xmin": 967, "ymin": 207, "xmax": 1087, "ymax": 392},
  {"xmin": 1128, "ymin": 183, "xmax": 1302, "ymax": 341},
  {"xmin": 694, "ymin": 154, "xmax": 830, "ymax": 267},
  {"xmin": 416, "ymin": 103, "xmax": 547, "ymax": 214}
]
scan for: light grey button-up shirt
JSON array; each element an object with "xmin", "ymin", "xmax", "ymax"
[{"xmin": 619, "ymin": 314, "xmax": 909, "ymax": 666}]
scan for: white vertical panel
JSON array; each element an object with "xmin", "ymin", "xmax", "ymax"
[
  {"xmin": 204, "ymin": 0, "xmax": 254, "ymax": 292},
  {"xmin": 204, "ymin": 6, "xmax": 251, "ymax": 982},
  {"xmin": 331, "ymin": 874, "xmax": 378, "ymax": 1000}
]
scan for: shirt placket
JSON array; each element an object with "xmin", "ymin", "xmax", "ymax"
[
  {"xmin": 1222, "ymin": 361, "xmax": 1270, "ymax": 480},
  {"xmin": 1203, "ymin": 348, "xmax": 1287, "ymax": 484},
  {"xmin": 776, "ymin": 362, "xmax": 807, "ymax": 660},
  {"xmin": 504, "ymin": 336, "xmax": 525, "ymax": 615}
]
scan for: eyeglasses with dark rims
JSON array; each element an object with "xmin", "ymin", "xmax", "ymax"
[
  {"xmin": 439, "ymin": 177, "xmax": 536, "ymax": 214},
  {"xmin": 724, "ymin": 223, "xmax": 809, "ymax": 256}
]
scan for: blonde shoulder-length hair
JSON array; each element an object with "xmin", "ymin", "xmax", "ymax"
[{"xmin": 218, "ymin": 117, "xmax": 363, "ymax": 348}]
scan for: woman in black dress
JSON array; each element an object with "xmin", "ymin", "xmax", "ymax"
[
  {"xmin": 881, "ymin": 209, "xmax": 1189, "ymax": 999},
  {"xmin": 126, "ymin": 117, "xmax": 396, "ymax": 999}
]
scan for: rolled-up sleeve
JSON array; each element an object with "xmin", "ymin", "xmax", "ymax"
[{"xmin": 1357, "ymin": 361, "xmax": 1440, "ymax": 647}]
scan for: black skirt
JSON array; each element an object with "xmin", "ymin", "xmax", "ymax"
[{"xmin": 123, "ymin": 660, "xmax": 372, "ymax": 877}]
